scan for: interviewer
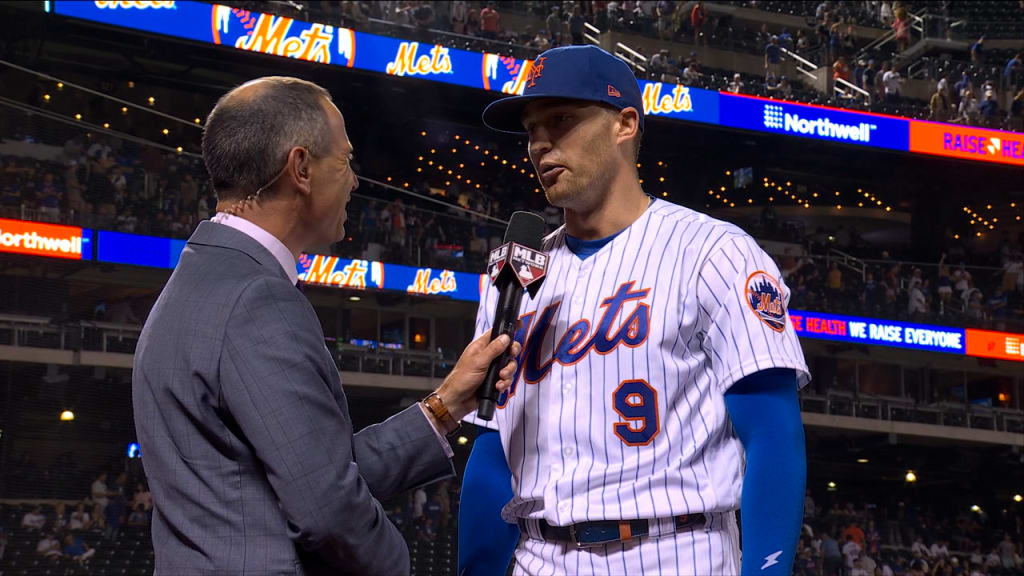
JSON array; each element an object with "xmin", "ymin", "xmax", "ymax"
[{"xmin": 132, "ymin": 76, "xmax": 518, "ymax": 576}]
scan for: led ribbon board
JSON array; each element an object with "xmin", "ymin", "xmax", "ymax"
[
  {"xmin": 52, "ymin": 1, "xmax": 1022, "ymax": 165},
  {"xmin": 3, "ymin": 216, "xmax": 1019, "ymax": 362}
]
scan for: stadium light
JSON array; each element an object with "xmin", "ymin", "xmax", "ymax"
[
  {"xmin": 348, "ymin": 296, "xmax": 360, "ymax": 302},
  {"xmin": 856, "ymin": 458, "xmax": 869, "ymax": 464},
  {"xmin": 1014, "ymin": 494, "xmax": 1022, "ymax": 503},
  {"xmin": 905, "ymin": 470, "xmax": 917, "ymax": 483},
  {"xmin": 970, "ymin": 504, "xmax": 981, "ymax": 513},
  {"xmin": 43, "ymin": 94, "xmax": 51, "ymax": 102},
  {"xmin": 827, "ymin": 481, "xmax": 837, "ymax": 491},
  {"xmin": 147, "ymin": 96, "xmax": 155, "ymax": 105},
  {"xmin": 457, "ymin": 436, "xmax": 469, "ymax": 445},
  {"xmin": 60, "ymin": 410, "xmax": 74, "ymax": 422}
]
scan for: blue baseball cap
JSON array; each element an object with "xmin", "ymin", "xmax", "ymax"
[{"xmin": 482, "ymin": 45, "xmax": 645, "ymax": 134}]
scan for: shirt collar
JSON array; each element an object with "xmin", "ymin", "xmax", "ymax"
[{"xmin": 211, "ymin": 212, "xmax": 299, "ymax": 285}]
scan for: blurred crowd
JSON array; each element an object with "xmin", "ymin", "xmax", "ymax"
[
  {"xmin": 758, "ymin": 212, "xmax": 1024, "ymax": 331},
  {"xmin": 384, "ymin": 479, "xmax": 460, "ymax": 543},
  {"xmin": 262, "ymin": 0, "xmax": 1024, "ymax": 132},
  {"xmin": 799, "ymin": 491, "xmax": 1024, "ymax": 576},
  {"xmin": 8, "ymin": 471, "xmax": 151, "ymax": 568}
]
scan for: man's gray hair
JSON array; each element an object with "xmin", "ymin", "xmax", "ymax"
[{"xmin": 202, "ymin": 76, "xmax": 333, "ymax": 200}]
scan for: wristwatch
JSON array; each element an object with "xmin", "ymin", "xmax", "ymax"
[{"xmin": 422, "ymin": 392, "xmax": 461, "ymax": 436}]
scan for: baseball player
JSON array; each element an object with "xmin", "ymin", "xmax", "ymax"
[{"xmin": 458, "ymin": 46, "xmax": 810, "ymax": 576}]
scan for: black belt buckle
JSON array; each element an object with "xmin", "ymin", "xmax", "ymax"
[{"xmin": 569, "ymin": 522, "xmax": 621, "ymax": 548}]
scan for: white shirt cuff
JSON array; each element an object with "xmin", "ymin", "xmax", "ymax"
[{"xmin": 419, "ymin": 403, "xmax": 454, "ymax": 459}]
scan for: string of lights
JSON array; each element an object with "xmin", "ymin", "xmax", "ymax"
[
  {"xmin": 704, "ymin": 171, "xmax": 897, "ymax": 214},
  {"xmin": 959, "ymin": 202, "xmax": 1022, "ymax": 239}
]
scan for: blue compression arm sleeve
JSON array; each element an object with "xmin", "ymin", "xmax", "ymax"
[
  {"xmin": 723, "ymin": 368, "xmax": 806, "ymax": 576},
  {"xmin": 458, "ymin": 427, "xmax": 519, "ymax": 576}
]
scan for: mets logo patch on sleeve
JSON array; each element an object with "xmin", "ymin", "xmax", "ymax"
[{"xmin": 744, "ymin": 271, "xmax": 787, "ymax": 332}]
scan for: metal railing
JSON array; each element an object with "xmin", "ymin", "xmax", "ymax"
[
  {"xmin": 0, "ymin": 315, "xmax": 142, "ymax": 354},
  {"xmin": 583, "ymin": 22, "xmax": 602, "ymax": 46},
  {"xmin": 614, "ymin": 42, "xmax": 647, "ymax": 74},
  {"xmin": 800, "ymin": 392, "xmax": 1023, "ymax": 434},
  {"xmin": 780, "ymin": 46, "xmax": 819, "ymax": 85},
  {"xmin": 827, "ymin": 248, "xmax": 867, "ymax": 282}
]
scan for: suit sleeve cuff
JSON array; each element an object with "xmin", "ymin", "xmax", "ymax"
[{"xmin": 420, "ymin": 403, "xmax": 455, "ymax": 459}]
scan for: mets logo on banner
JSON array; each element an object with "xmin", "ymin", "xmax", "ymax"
[
  {"xmin": 745, "ymin": 271, "xmax": 786, "ymax": 332},
  {"xmin": 210, "ymin": 5, "xmax": 355, "ymax": 66}
]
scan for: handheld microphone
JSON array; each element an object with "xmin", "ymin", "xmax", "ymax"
[{"xmin": 476, "ymin": 211, "xmax": 548, "ymax": 421}]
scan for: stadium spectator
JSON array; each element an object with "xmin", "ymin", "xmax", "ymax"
[
  {"xmin": 62, "ymin": 532, "xmax": 95, "ymax": 564},
  {"xmin": 36, "ymin": 531, "xmax": 63, "ymax": 558},
  {"xmin": 90, "ymin": 471, "xmax": 111, "ymax": 513},
  {"xmin": 450, "ymin": 0, "xmax": 467, "ymax": 34},
  {"xmin": 133, "ymin": 482, "xmax": 152, "ymax": 510},
  {"xmin": 912, "ymin": 535, "xmax": 932, "ymax": 558},
  {"xmin": 823, "ymin": 531, "xmax": 843, "ymax": 576},
  {"xmin": 690, "ymin": 1, "xmax": 706, "ymax": 45},
  {"xmin": 843, "ymin": 521, "xmax": 866, "ymax": 549},
  {"xmin": 105, "ymin": 493, "xmax": 127, "ymax": 542},
  {"xmin": 980, "ymin": 87, "xmax": 1000, "ymax": 127},
  {"xmin": 21, "ymin": 505, "xmax": 46, "ymax": 531},
  {"xmin": 765, "ymin": 35, "xmax": 782, "ymax": 80},
  {"xmin": 959, "ymin": 89, "xmax": 980, "ymax": 125},
  {"xmin": 930, "ymin": 85, "xmax": 952, "ymax": 121},
  {"xmin": 650, "ymin": 48, "xmax": 670, "ymax": 75},
  {"xmin": 1012, "ymin": 87, "xmax": 1024, "ymax": 131},
  {"xmin": 413, "ymin": 486, "xmax": 427, "ymax": 524},
  {"xmin": 1005, "ymin": 52, "xmax": 1023, "ymax": 91},
  {"xmin": 1000, "ymin": 533, "xmax": 1019, "ymax": 571},
  {"xmin": 52, "ymin": 506, "xmax": 71, "ymax": 533},
  {"xmin": 727, "ymin": 72, "xmax": 744, "ymax": 94},
  {"xmin": 479, "ymin": 2, "xmax": 499, "ymax": 40},
  {"xmin": 544, "ymin": 6, "xmax": 561, "ymax": 46},
  {"xmin": 127, "ymin": 503, "xmax": 150, "ymax": 526},
  {"xmin": 970, "ymin": 35, "xmax": 986, "ymax": 67},
  {"xmin": 892, "ymin": 6, "xmax": 911, "ymax": 52},
  {"xmin": 568, "ymin": 5, "xmax": 585, "ymax": 45},
  {"xmin": 883, "ymin": 62, "xmax": 903, "ymax": 103},
  {"xmin": 69, "ymin": 502, "xmax": 91, "ymax": 530}
]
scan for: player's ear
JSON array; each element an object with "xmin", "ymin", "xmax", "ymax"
[{"xmin": 615, "ymin": 107, "xmax": 641, "ymax": 153}]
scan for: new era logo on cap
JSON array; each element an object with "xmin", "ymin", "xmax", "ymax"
[{"xmin": 607, "ymin": 85, "xmax": 621, "ymax": 97}]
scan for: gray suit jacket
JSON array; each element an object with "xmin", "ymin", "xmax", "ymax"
[{"xmin": 133, "ymin": 221, "xmax": 453, "ymax": 576}]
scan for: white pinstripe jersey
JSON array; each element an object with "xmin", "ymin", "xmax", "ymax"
[{"xmin": 464, "ymin": 199, "xmax": 810, "ymax": 526}]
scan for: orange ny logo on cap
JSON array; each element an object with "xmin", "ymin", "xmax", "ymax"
[
  {"xmin": 526, "ymin": 56, "xmax": 546, "ymax": 88},
  {"xmin": 607, "ymin": 84, "xmax": 621, "ymax": 97}
]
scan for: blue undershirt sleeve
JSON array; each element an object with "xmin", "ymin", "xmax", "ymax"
[
  {"xmin": 723, "ymin": 368, "xmax": 806, "ymax": 576},
  {"xmin": 457, "ymin": 427, "xmax": 519, "ymax": 576}
]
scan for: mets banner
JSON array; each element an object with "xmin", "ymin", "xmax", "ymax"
[{"xmin": 52, "ymin": 0, "xmax": 534, "ymax": 95}]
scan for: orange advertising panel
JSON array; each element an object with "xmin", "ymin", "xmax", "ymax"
[
  {"xmin": 908, "ymin": 121, "xmax": 1024, "ymax": 166},
  {"xmin": 964, "ymin": 329, "xmax": 1024, "ymax": 362},
  {"xmin": 0, "ymin": 218, "xmax": 88, "ymax": 260}
]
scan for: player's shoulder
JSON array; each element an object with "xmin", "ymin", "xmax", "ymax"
[{"xmin": 648, "ymin": 198, "xmax": 755, "ymax": 253}]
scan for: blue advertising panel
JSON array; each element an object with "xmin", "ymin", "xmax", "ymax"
[
  {"xmin": 52, "ymin": 1, "xmax": 534, "ymax": 96},
  {"xmin": 640, "ymin": 83, "xmax": 719, "ymax": 125},
  {"xmin": 788, "ymin": 309, "xmax": 966, "ymax": 355},
  {"xmin": 296, "ymin": 253, "xmax": 485, "ymax": 302},
  {"xmin": 54, "ymin": 1, "xmax": 1024, "ymax": 164},
  {"xmin": 97, "ymin": 230, "xmax": 187, "ymax": 269},
  {"xmin": 719, "ymin": 93, "xmax": 911, "ymax": 151}
]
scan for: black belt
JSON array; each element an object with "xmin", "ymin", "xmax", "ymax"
[{"xmin": 519, "ymin": 514, "xmax": 708, "ymax": 548}]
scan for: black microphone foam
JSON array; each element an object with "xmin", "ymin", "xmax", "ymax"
[{"xmin": 504, "ymin": 211, "xmax": 546, "ymax": 250}]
